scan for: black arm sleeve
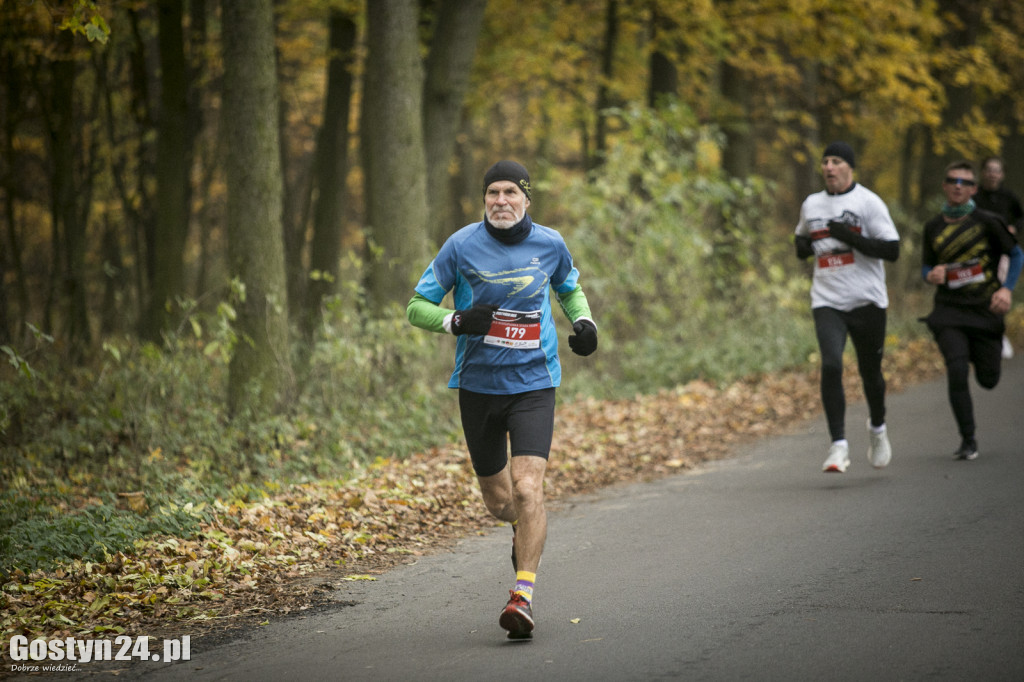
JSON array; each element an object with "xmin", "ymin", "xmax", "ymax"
[
  {"xmin": 827, "ymin": 221, "xmax": 900, "ymax": 262},
  {"xmin": 795, "ymin": 235, "xmax": 814, "ymax": 260},
  {"xmin": 849, "ymin": 236, "xmax": 899, "ymax": 261}
]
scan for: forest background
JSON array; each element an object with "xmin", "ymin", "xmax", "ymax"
[{"xmin": 2, "ymin": 0, "xmax": 1024, "ymax": 626}]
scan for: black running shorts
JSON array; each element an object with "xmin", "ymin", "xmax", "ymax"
[{"xmin": 458, "ymin": 388, "xmax": 556, "ymax": 477}]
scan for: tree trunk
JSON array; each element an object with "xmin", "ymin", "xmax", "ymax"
[
  {"xmin": 128, "ymin": 7, "xmax": 157, "ymax": 329},
  {"xmin": 222, "ymin": 0, "xmax": 291, "ymax": 416},
  {"xmin": 140, "ymin": 0, "xmax": 192, "ymax": 342},
  {"xmin": 592, "ymin": 0, "xmax": 618, "ymax": 171},
  {"xmin": 916, "ymin": 0, "xmax": 982, "ymax": 213},
  {"xmin": 918, "ymin": 125, "xmax": 941, "ymax": 216},
  {"xmin": 792, "ymin": 60, "xmax": 821, "ymax": 205},
  {"xmin": 301, "ymin": 8, "xmax": 357, "ymax": 342},
  {"xmin": 647, "ymin": 9, "xmax": 678, "ymax": 108},
  {"xmin": 900, "ymin": 125, "xmax": 918, "ymax": 210},
  {"xmin": 278, "ymin": 49, "xmax": 313, "ymax": 323},
  {"xmin": 362, "ymin": 0, "xmax": 428, "ymax": 311},
  {"xmin": 0, "ymin": 45, "xmax": 29, "ymax": 343},
  {"xmin": 720, "ymin": 61, "xmax": 754, "ymax": 180},
  {"xmin": 50, "ymin": 30, "xmax": 91, "ymax": 357},
  {"xmin": 422, "ymin": 0, "xmax": 487, "ymax": 244},
  {"xmin": 1003, "ymin": 129, "xmax": 1024, "ymax": 200}
]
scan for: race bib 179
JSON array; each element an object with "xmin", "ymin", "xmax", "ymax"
[{"xmin": 484, "ymin": 309, "xmax": 542, "ymax": 349}]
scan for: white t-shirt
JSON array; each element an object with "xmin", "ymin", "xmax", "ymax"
[{"xmin": 794, "ymin": 182, "xmax": 899, "ymax": 311}]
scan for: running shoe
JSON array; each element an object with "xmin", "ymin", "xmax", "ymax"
[
  {"xmin": 822, "ymin": 441, "xmax": 850, "ymax": 473},
  {"xmin": 499, "ymin": 590, "xmax": 534, "ymax": 638},
  {"xmin": 867, "ymin": 421, "xmax": 891, "ymax": 469},
  {"xmin": 955, "ymin": 438, "xmax": 979, "ymax": 461}
]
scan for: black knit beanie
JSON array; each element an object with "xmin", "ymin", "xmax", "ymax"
[
  {"xmin": 483, "ymin": 160, "xmax": 531, "ymax": 199},
  {"xmin": 822, "ymin": 141, "xmax": 856, "ymax": 168}
]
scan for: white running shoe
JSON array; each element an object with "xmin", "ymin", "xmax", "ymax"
[
  {"xmin": 823, "ymin": 441, "xmax": 850, "ymax": 473},
  {"xmin": 867, "ymin": 420, "xmax": 891, "ymax": 469},
  {"xmin": 1002, "ymin": 336, "xmax": 1014, "ymax": 360}
]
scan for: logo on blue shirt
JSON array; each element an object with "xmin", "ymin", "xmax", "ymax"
[{"xmin": 468, "ymin": 267, "xmax": 549, "ymax": 299}]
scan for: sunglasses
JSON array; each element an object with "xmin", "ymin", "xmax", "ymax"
[{"xmin": 944, "ymin": 177, "xmax": 976, "ymax": 187}]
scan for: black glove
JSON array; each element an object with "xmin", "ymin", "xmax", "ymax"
[
  {"xmin": 450, "ymin": 304, "xmax": 498, "ymax": 335},
  {"xmin": 568, "ymin": 319, "xmax": 598, "ymax": 356},
  {"xmin": 826, "ymin": 220, "xmax": 858, "ymax": 244}
]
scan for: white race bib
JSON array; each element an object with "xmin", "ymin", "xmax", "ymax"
[
  {"xmin": 484, "ymin": 309, "xmax": 541, "ymax": 349},
  {"xmin": 946, "ymin": 259, "xmax": 985, "ymax": 289}
]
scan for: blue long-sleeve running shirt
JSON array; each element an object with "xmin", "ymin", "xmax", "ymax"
[{"xmin": 410, "ymin": 217, "xmax": 589, "ymax": 394}]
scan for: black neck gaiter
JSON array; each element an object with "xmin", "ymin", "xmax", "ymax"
[{"xmin": 485, "ymin": 214, "xmax": 533, "ymax": 245}]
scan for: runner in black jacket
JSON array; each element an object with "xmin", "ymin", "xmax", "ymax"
[{"xmin": 921, "ymin": 160, "xmax": 1023, "ymax": 460}]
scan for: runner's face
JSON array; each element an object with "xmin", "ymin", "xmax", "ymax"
[
  {"xmin": 981, "ymin": 161, "xmax": 1004, "ymax": 191},
  {"xmin": 821, "ymin": 156, "xmax": 854, "ymax": 194},
  {"xmin": 943, "ymin": 169, "xmax": 977, "ymax": 206},
  {"xmin": 485, "ymin": 181, "xmax": 529, "ymax": 229}
]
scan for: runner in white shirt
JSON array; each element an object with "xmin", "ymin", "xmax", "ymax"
[{"xmin": 794, "ymin": 142, "xmax": 901, "ymax": 473}]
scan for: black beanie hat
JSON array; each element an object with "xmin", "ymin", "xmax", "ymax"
[
  {"xmin": 822, "ymin": 141, "xmax": 856, "ymax": 168},
  {"xmin": 483, "ymin": 160, "xmax": 531, "ymax": 199}
]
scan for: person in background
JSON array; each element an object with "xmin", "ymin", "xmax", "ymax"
[
  {"xmin": 407, "ymin": 160, "xmax": 598, "ymax": 639},
  {"xmin": 974, "ymin": 155, "xmax": 1022, "ymax": 359},
  {"xmin": 921, "ymin": 160, "xmax": 1023, "ymax": 460},
  {"xmin": 794, "ymin": 141, "xmax": 901, "ymax": 473}
]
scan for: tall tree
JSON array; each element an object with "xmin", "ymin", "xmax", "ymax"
[
  {"xmin": 361, "ymin": 0, "xmax": 428, "ymax": 310},
  {"xmin": 422, "ymin": 0, "xmax": 487, "ymax": 243},
  {"xmin": 0, "ymin": 4, "xmax": 39, "ymax": 344},
  {"xmin": 302, "ymin": 6, "xmax": 358, "ymax": 341},
  {"xmin": 276, "ymin": 3, "xmax": 316, "ymax": 324},
  {"xmin": 647, "ymin": 6, "xmax": 678, "ymax": 108},
  {"xmin": 140, "ymin": 0, "xmax": 193, "ymax": 342},
  {"xmin": 49, "ymin": 29, "xmax": 92, "ymax": 357},
  {"xmin": 222, "ymin": 0, "xmax": 291, "ymax": 415},
  {"xmin": 592, "ymin": 0, "xmax": 618, "ymax": 170}
]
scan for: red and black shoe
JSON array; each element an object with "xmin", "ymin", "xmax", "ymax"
[{"xmin": 499, "ymin": 590, "xmax": 534, "ymax": 639}]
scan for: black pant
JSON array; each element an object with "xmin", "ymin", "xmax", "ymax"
[
  {"xmin": 931, "ymin": 325, "xmax": 1002, "ymax": 440},
  {"xmin": 813, "ymin": 305, "xmax": 888, "ymax": 442}
]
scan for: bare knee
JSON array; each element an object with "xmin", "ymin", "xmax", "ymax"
[
  {"xmin": 477, "ymin": 469, "xmax": 515, "ymax": 521},
  {"xmin": 511, "ymin": 475, "xmax": 543, "ymax": 509},
  {"xmin": 482, "ymin": 495, "xmax": 512, "ymax": 519},
  {"xmin": 509, "ymin": 456, "xmax": 547, "ymax": 514}
]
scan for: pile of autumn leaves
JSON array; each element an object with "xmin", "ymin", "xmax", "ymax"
[{"xmin": 0, "ymin": 338, "xmax": 948, "ymax": 647}]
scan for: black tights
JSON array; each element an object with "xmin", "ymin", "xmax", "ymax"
[
  {"xmin": 813, "ymin": 305, "xmax": 888, "ymax": 442},
  {"xmin": 932, "ymin": 326, "xmax": 1002, "ymax": 440}
]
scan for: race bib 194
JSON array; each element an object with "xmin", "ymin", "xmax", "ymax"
[
  {"xmin": 810, "ymin": 224, "xmax": 859, "ymax": 270},
  {"xmin": 484, "ymin": 309, "xmax": 541, "ymax": 349},
  {"xmin": 817, "ymin": 250, "xmax": 855, "ymax": 269}
]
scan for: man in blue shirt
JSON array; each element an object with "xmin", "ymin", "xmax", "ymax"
[{"xmin": 407, "ymin": 160, "xmax": 597, "ymax": 639}]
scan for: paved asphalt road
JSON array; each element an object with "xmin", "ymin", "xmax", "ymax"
[{"xmin": 29, "ymin": 361, "xmax": 1024, "ymax": 681}]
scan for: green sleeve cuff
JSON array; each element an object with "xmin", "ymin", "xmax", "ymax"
[
  {"xmin": 557, "ymin": 285, "xmax": 593, "ymax": 324},
  {"xmin": 407, "ymin": 293, "xmax": 453, "ymax": 334}
]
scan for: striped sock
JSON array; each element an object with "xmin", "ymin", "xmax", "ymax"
[{"xmin": 514, "ymin": 570, "xmax": 536, "ymax": 603}]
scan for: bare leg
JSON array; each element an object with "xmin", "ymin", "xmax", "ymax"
[
  {"xmin": 508, "ymin": 455, "xmax": 547, "ymax": 572},
  {"xmin": 477, "ymin": 454, "xmax": 548, "ymax": 573},
  {"xmin": 477, "ymin": 464, "xmax": 516, "ymax": 522}
]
